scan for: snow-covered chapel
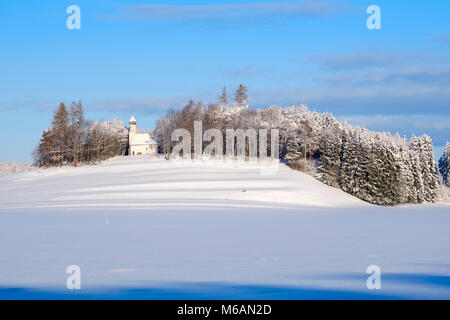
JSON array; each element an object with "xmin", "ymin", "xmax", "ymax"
[{"xmin": 128, "ymin": 115, "xmax": 157, "ymax": 156}]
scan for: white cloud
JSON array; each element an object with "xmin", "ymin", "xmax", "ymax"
[
  {"xmin": 338, "ymin": 114, "xmax": 450, "ymax": 131},
  {"xmin": 336, "ymin": 114, "xmax": 450, "ymax": 147}
]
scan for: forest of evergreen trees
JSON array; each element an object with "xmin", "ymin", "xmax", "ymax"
[{"xmin": 34, "ymin": 102, "xmax": 129, "ymax": 167}]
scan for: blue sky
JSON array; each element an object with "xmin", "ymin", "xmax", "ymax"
[{"xmin": 0, "ymin": 0, "xmax": 449, "ymax": 162}]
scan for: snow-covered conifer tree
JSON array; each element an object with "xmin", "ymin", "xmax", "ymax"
[
  {"xmin": 285, "ymin": 139, "xmax": 302, "ymax": 163},
  {"xmin": 317, "ymin": 125, "xmax": 342, "ymax": 187},
  {"xmin": 339, "ymin": 129, "xmax": 358, "ymax": 195},
  {"xmin": 218, "ymin": 87, "xmax": 228, "ymax": 107},
  {"xmin": 233, "ymin": 84, "xmax": 248, "ymax": 110},
  {"xmin": 410, "ymin": 135, "xmax": 438, "ymax": 202},
  {"xmin": 438, "ymin": 142, "xmax": 450, "ymax": 186}
]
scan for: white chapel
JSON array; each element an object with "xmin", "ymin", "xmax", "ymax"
[{"xmin": 128, "ymin": 115, "xmax": 157, "ymax": 156}]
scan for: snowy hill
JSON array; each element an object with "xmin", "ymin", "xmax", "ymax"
[
  {"xmin": 0, "ymin": 156, "xmax": 449, "ymax": 299},
  {"xmin": 0, "ymin": 156, "xmax": 367, "ymax": 211}
]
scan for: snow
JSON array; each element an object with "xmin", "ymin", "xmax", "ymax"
[
  {"xmin": 0, "ymin": 162, "xmax": 35, "ymax": 177},
  {"xmin": 0, "ymin": 156, "xmax": 366, "ymax": 211},
  {"xmin": 0, "ymin": 156, "xmax": 449, "ymax": 299}
]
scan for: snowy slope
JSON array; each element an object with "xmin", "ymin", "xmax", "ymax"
[
  {"xmin": 0, "ymin": 156, "xmax": 449, "ymax": 299},
  {"xmin": 0, "ymin": 156, "xmax": 367, "ymax": 211}
]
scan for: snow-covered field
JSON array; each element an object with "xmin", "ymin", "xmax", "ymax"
[{"xmin": 0, "ymin": 156, "xmax": 449, "ymax": 299}]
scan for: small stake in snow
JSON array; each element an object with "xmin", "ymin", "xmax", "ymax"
[{"xmin": 106, "ymin": 194, "xmax": 110, "ymax": 225}]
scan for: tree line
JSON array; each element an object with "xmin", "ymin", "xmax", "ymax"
[{"xmin": 34, "ymin": 102, "xmax": 128, "ymax": 167}]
